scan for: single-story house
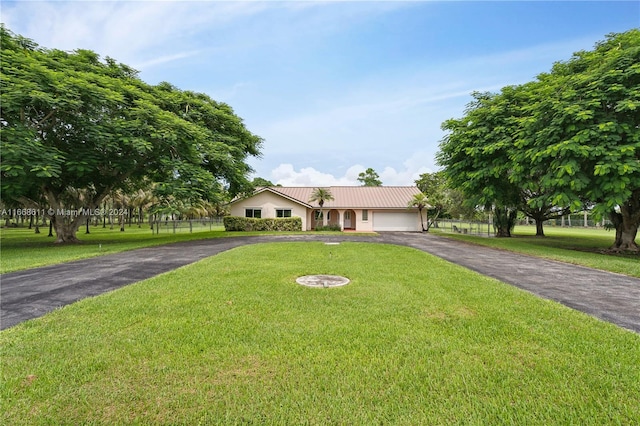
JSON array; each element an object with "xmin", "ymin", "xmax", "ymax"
[{"xmin": 229, "ymin": 186, "xmax": 425, "ymax": 232}]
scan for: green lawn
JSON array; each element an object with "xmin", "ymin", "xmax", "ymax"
[
  {"xmin": 1, "ymin": 242, "xmax": 639, "ymax": 424},
  {"xmin": 0, "ymin": 225, "xmax": 329, "ymax": 274},
  {"xmin": 2, "ymin": 224, "xmax": 638, "ymax": 278},
  {"xmin": 432, "ymin": 225, "xmax": 640, "ymax": 278}
]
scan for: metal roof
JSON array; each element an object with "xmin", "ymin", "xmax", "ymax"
[{"xmin": 264, "ymin": 186, "xmax": 423, "ymax": 209}]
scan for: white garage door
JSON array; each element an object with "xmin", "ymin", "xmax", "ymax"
[{"xmin": 372, "ymin": 212, "xmax": 420, "ymax": 232}]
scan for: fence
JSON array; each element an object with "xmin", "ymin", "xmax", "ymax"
[
  {"xmin": 434, "ymin": 219, "xmax": 494, "ymax": 237},
  {"xmin": 151, "ymin": 218, "xmax": 224, "ymax": 234}
]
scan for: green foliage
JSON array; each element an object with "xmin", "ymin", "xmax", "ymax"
[
  {"xmin": 223, "ymin": 216, "xmax": 302, "ymax": 232},
  {"xmin": 308, "ymin": 187, "xmax": 334, "ymax": 207},
  {"xmin": 0, "ymin": 27, "xmax": 262, "ymax": 243},
  {"xmin": 437, "ymin": 29, "xmax": 640, "ymax": 247},
  {"xmin": 251, "ymin": 177, "xmax": 279, "ymax": 188},
  {"xmin": 357, "ymin": 167, "xmax": 382, "ymax": 186}
]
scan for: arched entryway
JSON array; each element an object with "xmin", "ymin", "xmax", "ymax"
[{"xmin": 343, "ymin": 209, "xmax": 356, "ymax": 230}]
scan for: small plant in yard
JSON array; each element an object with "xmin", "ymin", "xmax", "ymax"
[
  {"xmin": 314, "ymin": 224, "xmax": 342, "ymax": 232},
  {"xmin": 1, "ymin": 242, "xmax": 639, "ymax": 424}
]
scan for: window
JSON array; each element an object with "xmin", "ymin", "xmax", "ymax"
[
  {"xmin": 245, "ymin": 208, "xmax": 261, "ymax": 218},
  {"xmin": 362, "ymin": 209, "xmax": 368, "ymax": 221},
  {"xmin": 276, "ymin": 209, "xmax": 292, "ymax": 218}
]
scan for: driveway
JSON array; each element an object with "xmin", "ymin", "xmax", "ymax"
[{"xmin": 1, "ymin": 233, "xmax": 639, "ymax": 333}]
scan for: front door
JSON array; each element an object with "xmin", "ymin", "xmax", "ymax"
[{"xmin": 344, "ymin": 211, "xmax": 352, "ymax": 228}]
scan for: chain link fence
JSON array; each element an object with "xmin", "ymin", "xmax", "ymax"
[
  {"xmin": 433, "ymin": 219, "xmax": 494, "ymax": 237},
  {"xmin": 151, "ymin": 218, "xmax": 224, "ymax": 234}
]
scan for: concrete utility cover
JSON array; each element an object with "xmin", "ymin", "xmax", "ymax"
[{"xmin": 296, "ymin": 275, "xmax": 350, "ymax": 288}]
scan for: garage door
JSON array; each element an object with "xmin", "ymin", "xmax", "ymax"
[{"xmin": 372, "ymin": 212, "xmax": 420, "ymax": 232}]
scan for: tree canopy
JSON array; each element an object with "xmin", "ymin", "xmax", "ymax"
[
  {"xmin": 0, "ymin": 27, "xmax": 262, "ymax": 243},
  {"xmin": 357, "ymin": 168, "xmax": 382, "ymax": 186},
  {"xmin": 437, "ymin": 29, "xmax": 640, "ymax": 249}
]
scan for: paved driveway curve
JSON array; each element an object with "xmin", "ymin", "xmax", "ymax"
[{"xmin": 1, "ymin": 233, "xmax": 639, "ymax": 333}]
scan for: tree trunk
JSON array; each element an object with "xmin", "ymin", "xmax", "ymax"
[
  {"xmin": 493, "ymin": 206, "xmax": 517, "ymax": 237},
  {"xmin": 42, "ymin": 187, "xmax": 111, "ymax": 244},
  {"xmin": 51, "ymin": 215, "xmax": 83, "ymax": 243},
  {"xmin": 34, "ymin": 211, "xmax": 40, "ymax": 234},
  {"xmin": 610, "ymin": 208, "xmax": 639, "ymax": 252},
  {"xmin": 534, "ymin": 219, "xmax": 545, "ymax": 237},
  {"xmin": 426, "ymin": 210, "xmax": 441, "ymax": 232}
]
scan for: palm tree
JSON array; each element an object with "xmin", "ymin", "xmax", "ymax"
[
  {"xmin": 407, "ymin": 192, "xmax": 431, "ymax": 232},
  {"xmin": 309, "ymin": 188, "xmax": 334, "ymax": 228}
]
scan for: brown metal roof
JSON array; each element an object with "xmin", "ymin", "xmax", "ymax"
[{"xmin": 268, "ymin": 186, "xmax": 422, "ymax": 209}]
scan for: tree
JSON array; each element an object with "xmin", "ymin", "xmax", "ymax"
[
  {"xmin": 251, "ymin": 177, "xmax": 279, "ymax": 188},
  {"xmin": 309, "ymin": 188, "xmax": 334, "ymax": 227},
  {"xmin": 0, "ymin": 28, "xmax": 262, "ymax": 243},
  {"xmin": 407, "ymin": 192, "xmax": 431, "ymax": 232},
  {"xmin": 437, "ymin": 90, "xmax": 523, "ymax": 237},
  {"xmin": 517, "ymin": 30, "xmax": 640, "ymax": 250},
  {"xmin": 357, "ymin": 168, "xmax": 382, "ymax": 186},
  {"xmin": 414, "ymin": 171, "xmax": 451, "ymax": 228},
  {"xmin": 437, "ymin": 29, "xmax": 640, "ymax": 246}
]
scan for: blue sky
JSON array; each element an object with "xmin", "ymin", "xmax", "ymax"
[{"xmin": 3, "ymin": 1, "xmax": 639, "ymax": 186}]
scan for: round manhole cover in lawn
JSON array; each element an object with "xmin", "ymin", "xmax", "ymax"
[{"xmin": 296, "ymin": 275, "xmax": 350, "ymax": 288}]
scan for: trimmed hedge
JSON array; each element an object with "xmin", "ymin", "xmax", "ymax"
[{"xmin": 223, "ymin": 216, "xmax": 302, "ymax": 232}]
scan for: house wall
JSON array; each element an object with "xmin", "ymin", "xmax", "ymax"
[
  {"xmin": 230, "ymin": 192, "xmax": 309, "ymax": 230},
  {"xmin": 354, "ymin": 209, "xmax": 374, "ymax": 232}
]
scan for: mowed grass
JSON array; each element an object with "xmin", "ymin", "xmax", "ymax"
[
  {"xmin": 0, "ymin": 225, "xmax": 330, "ymax": 274},
  {"xmin": 2, "ymin": 242, "xmax": 638, "ymax": 425},
  {"xmin": 433, "ymin": 226, "xmax": 640, "ymax": 278}
]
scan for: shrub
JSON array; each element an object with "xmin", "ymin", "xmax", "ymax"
[
  {"xmin": 315, "ymin": 224, "xmax": 342, "ymax": 231},
  {"xmin": 223, "ymin": 216, "xmax": 302, "ymax": 232}
]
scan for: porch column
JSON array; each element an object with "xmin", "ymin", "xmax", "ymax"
[{"xmin": 338, "ymin": 209, "xmax": 345, "ymax": 231}]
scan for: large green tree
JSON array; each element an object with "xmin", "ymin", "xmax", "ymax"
[
  {"xmin": 438, "ymin": 30, "xmax": 639, "ymax": 247},
  {"xmin": 518, "ymin": 30, "xmax": 640, "ymax": 250},
  {"xmin": 437, "ymin": 90, "xmax": 523, "ymax": 237},
  {"xmin": 0, "ymin": 28, "xmax": 262, "ymax": 243}
]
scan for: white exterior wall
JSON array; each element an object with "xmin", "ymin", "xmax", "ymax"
[{"xmin": 230, "ymin": 192, "xmax": 309, "ymax": 230}]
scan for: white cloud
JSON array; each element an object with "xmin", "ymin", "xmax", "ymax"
[
  {"xmin": 268, "ymin": 155, "xmax": 434, "ymax": 188},
  {"xmin": 270, "ymin": 164, "xmax": 361, "ymax": 187}
]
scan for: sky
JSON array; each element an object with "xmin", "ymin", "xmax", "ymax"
[{"xmin": 2, "ymin": 1, "xmax": 639, "ymax": 186}]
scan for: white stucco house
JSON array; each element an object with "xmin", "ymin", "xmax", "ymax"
[{"xmin": 228, "ymin": 186, "xmax": 424, "ymax": 232}]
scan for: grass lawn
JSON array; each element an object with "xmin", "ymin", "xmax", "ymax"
[
  {"xmin": 1, "ymin": 242, "xmax": 639, "ymax": 424},
  {"xmin": 0, "ymin": 225, "xmax": 342, "ymax": 274},
  {"xmin": 432, "ymin": 225, "xmax": 640, "ymax": 278}
]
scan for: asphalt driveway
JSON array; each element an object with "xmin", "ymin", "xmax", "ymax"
[{"xmin": 1, "ymin": 233, "xmax": 639, "ymax": 333}]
